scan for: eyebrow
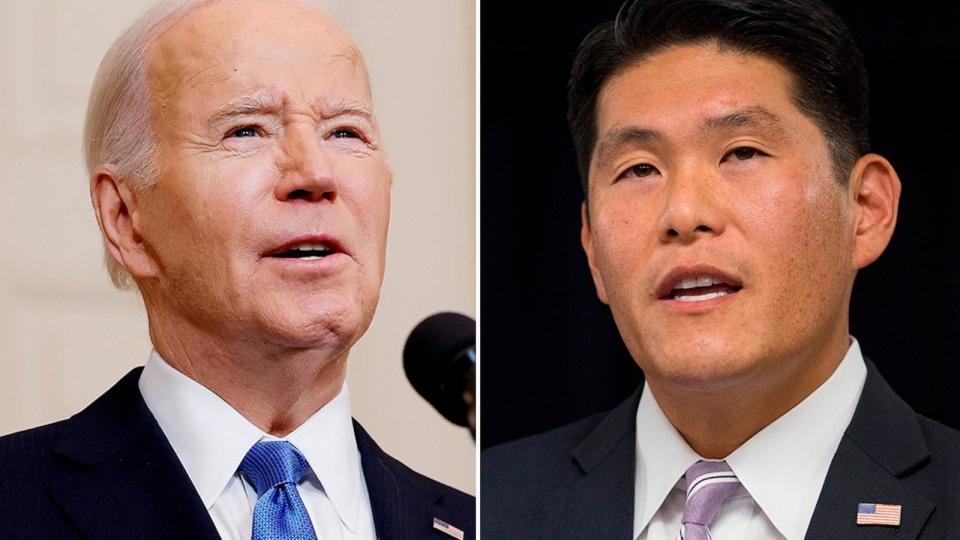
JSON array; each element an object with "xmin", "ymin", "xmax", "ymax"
[
  {"xmin": 207, "ymin": 91, "xmax": 285, "ymax": 126},
  {"xmin": 594, "ymin": 126, "xmax": 666, "ymax": 165},
  {"xmin": 593, "ymin": 106, "xmax": 787, "ymax": 164},
  {"xmin": 314, "ymin": 99, "xmax": 375, "ymax": 121},
  {"xmin": 700, "ymin": 106, "xmax": 785, "ymax": 136},
  {"xmin": 207, "ymin": 90, "xmax": 375, "ymax": 127}
]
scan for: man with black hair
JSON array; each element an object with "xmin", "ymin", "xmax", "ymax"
[{"xmin": 482, "ymin": 0, "xmax": 960, "ymax": 538}]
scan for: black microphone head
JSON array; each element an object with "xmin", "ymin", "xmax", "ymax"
[{"xmin": 403, "ymin": 312, "xmax": 476, "ymax": 427}]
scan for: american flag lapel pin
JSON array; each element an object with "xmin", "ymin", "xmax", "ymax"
[
  {"xmin": 856, "ymin": 502, "xmax": 902, "ymax": 527},
  {"xmin": 433, "ymin": 517, "xmax": 465, "ymax": 540}
]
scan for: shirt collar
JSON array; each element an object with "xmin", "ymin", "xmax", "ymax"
[
  {"xmin": 633, "ymin": 379, "xmax": 702, "ymax": 536},
  {"xmin": 282, "ymin": 381, "xmax": 363, "ymax": 532},
  {"xmin": 634, "ymin": 338, "xmax": 867, "ymax": 539},
  {"xmin": 728, "ymin": 339, "xmax": 866, "ymax": 539},
  {"xmin": 138, "ymin": 349, "xmax": 363, "ymax": 532}
]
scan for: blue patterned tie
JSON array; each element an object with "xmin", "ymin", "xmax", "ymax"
[{"xmin": 239, "ymin": 441, "xmax": 318, "ymax": 540}]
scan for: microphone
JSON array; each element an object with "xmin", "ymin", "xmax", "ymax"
[{"xmin": 403, "ymin": 312, "xmax": 476, "ymax": 439}]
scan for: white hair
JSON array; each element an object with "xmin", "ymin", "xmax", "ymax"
[
  {"xmin": 84, "ymin": 0, "xmax": 210, "ymax": 290},
  {"xmin": 84, "ymin": 0, "xmax": 310, "ymax": 290}
]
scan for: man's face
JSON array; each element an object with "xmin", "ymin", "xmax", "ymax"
[
  {"xmin": 135, "ymin": 0, "xmax": 390, "ymax": 351},
  {"xmin": 582, "ymin": 44, "xmax": 857, "ymax": 391}
]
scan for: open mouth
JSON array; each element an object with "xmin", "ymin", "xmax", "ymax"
[
  {"xmin": 667, "ymin": 276, "xmax": 742, "ymax": 302},
  {"xmin": 264, "ymin": 240, "xmax": 343, "ymax": 261},
  {"xmin": 656, "ymin": 268, "xmax": 744, "ymax": 304}
]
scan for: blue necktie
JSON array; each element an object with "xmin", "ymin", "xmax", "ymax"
[{"xmin": 239, "ymin": 441, "xmax": 318, "ymax": 540}]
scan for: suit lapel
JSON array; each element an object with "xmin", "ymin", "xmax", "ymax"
[
  {"xmin": 354, "ymin": 421, "xmax": 473, "ymax": 540},
  {"xmin": 806, "ymin": 361, "xmax": 935, "ymax": 539},
  {"xmin": 355, "ymin": 421, "xmax": 408, "ymax": 540},
  {"xmin": 47, "ymin": 368, "xmax": 220, "ymax": 540},
  {"xmin": 353, "ymin": 421, "xmax": 410, "ymax": 539},
  {"xmin": 551, "ymin": 388, "xmax": 641, "ymax": 539}
]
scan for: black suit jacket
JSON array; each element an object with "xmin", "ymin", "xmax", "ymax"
[
  {"xmin": 482, "ymin": 361, "xmax": 960, "ymax": 539},
  {"xmin": 0, "ymin": 368, "xmax": 475, "ymax": 539}
]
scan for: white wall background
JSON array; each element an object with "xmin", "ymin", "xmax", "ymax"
[{"xmin": 0, "ymin": 0, "xmax": 476, "ymax": 494}]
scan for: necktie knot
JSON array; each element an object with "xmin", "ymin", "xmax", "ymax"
[
  {"xmin": 239, "ymin": 441, "xmax": 311, "ymax": 497},
  {"xmin": 679, "ymin": 460, "xmax": 740, "ymax": 539}
]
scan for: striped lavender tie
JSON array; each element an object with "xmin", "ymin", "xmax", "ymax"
[{"xmin": 678, "ymin": 460, "xmax": 740, "ymax": 540}]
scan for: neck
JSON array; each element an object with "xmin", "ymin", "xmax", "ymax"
[
  {"xmin": 648, "ymin": 328, "xmax": 851, "ymax": 459},
  {"xmin": 146, "ymin": 308, "xmax": 349, "ymax": 437}
]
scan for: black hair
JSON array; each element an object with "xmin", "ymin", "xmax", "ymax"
[{"xmin": 568, "ymin": 0, "xmax": 870, "ymax": 194}]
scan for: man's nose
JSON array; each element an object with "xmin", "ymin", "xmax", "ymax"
[
  {"xmin": 275, "ymin": 126, "xmax": 338, "ymax": 203},
  {"xmin": 657, "ymin": 164, "xmax": 724, "ymax": 244}
]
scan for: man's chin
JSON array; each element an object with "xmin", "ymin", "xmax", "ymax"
[
  {"xmin": 639, "ymin": 346, "xmax": 763, "ymax": 393},
  {"xmin": 259, "ymin": 321, "xmax": 359, "ymax": 352},
  {"xmin": 254, "ymin": 301, "xmax": 369, "ymax": 350}
]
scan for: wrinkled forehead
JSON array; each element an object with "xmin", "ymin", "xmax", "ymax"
[{"xmin": 145, "ymin": 0, "xmax": 370, "ymax": 112}]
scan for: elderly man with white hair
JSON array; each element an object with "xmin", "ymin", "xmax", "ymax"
[{"xmin": 0, "ymin": 1, "xmax": 474, "ymax": 539}]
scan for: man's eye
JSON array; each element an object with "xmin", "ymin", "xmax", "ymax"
[
  {"xmin": 332, "ymin": 128, "xmax": 361, "ymax": 139},
  {"xmin": 618, "ymin": 163, "xmax": 659, "ymax": 180},
  {"xmin": 723, "ymin": 146, "xmax": 767, "ymax": 162},
  {"xmin": 228, "ymin": 126, "xmax": 259, "ymax": 138}
]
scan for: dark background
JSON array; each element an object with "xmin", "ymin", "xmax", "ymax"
[{"xmin": 480, "ymin": 1, "xmax": 960, "ymax": 450}]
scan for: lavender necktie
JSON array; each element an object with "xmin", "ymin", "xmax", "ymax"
[{"xmin": 678, "ymin": 460, "xmax": 740, "ymax": 540}]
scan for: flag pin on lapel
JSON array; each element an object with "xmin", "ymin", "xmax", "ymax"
[
  {"xmin": 433, "ymin": 517, "xmax": 465, "ymax": 539},
  {"xmin": 856, "ymin": 502, "xmax": 901, "ymax": 527}
]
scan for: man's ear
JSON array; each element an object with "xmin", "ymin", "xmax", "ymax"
[
  {"xmin": 581, "ymin": 202, "xmax": 610, "ymax": 305},
  {"xmin": 89, "ymin": 165, "xmax": 159, "ymax": 279},
  {"xmin": 847, "ymin": 153, "xmax": 901, "ymax": 270}
]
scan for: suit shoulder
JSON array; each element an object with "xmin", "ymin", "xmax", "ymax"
[
  {"xmin": 915, "ymin": 413, "xmax": 960, "ymax": 469},
  {"xmin": 353, "ymin": 420, "xmax": 474, "ymax": 521},
  {"xmin": 484, "ymin": 411, "xmax": 608, "ymax": 469},
  {"xmin": 354, "ymin": 424, "xmax": 475, "ymax": 539},
  {"xmin": 482, "ymin": 411, "xmax": 608, "ymax": 497},
  {"xmin": 481, "ymin": 411, "xmax": 618, "ymax": 540},
  {"xmin": 0, "ymin": 420, "xmax": 69, "ymax": 474},
  {"xmin": 904, "ymin": 413, "xmax": 960, "ymax": 525},
  {"xmin": 378, "ymin": 445, "xmax": 475, "ymax": 506},
  {"xmin": 0, "ymin": 419, "xmax": 72, "ymax": 526},
  {"xmin": 916, "ymin": 414, "xmax": 960, "ymax": 445}
]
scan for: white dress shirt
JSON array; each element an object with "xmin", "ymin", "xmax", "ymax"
[
  {"xmin": 138, "ymin": 350, "xmax": 377, "ymax": 540},
  {"xmin": 634, "ymin": 338, "xmax": 868, "ymax": 540}
]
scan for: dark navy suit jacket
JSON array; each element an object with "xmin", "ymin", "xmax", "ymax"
[
  {"xmin": 483, "ymin": 361, "xmax": 960, "ymax": 539},
  {"xmin": 0, "ymin": 368, "xmax": 475, "ymax": 539}
]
